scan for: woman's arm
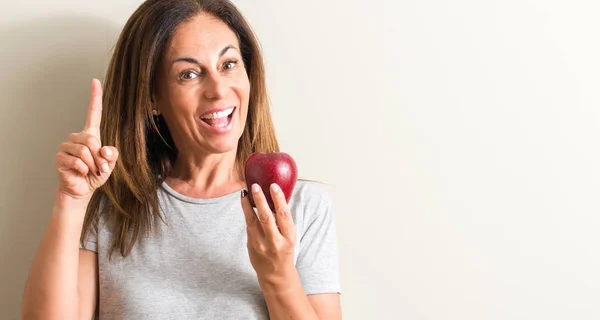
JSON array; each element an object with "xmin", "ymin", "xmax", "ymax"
[
  {"xmin": 308, "ymin": 294, "xmax": 342, "ymax": 320},
  {"xmin": 241, "ymin": 183, "xmax": 343, "ymax": 319},
  {"xmin": 77, "ymin": 249, "xmax": 99, "ymax": 320},
  {"xmin": 259, "ymin": 269, "xmax": 342, "ymax": 320},
  {"xmin": 21, "ymin": 191, "xmax": 98, "ymax": 320},
  {"xmin": 22, "ymin": 78, "xmax": 116, "ymax": 319}
]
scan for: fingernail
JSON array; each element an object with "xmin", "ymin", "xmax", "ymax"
[
  {"xmin": 104, "ymin": 147, "xmax": 112, "ymax": 156},
  {"xmin": 241, "ymin": 189, "xmax": 248, "ymax": 198},
  {"xmin": 270, "ymin": 183, "xmax": 279, "ymax": 194},
  {"xmin": 251, "ymin": 183, "xmax": 260, "ymax": 193},
  {"xmin": 102, "ymin": 162, "xmax": 110, "ymax": 173}
]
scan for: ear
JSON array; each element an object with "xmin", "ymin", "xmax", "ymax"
[{"xmin": 149, "ymin": 94, "xmax": 161, "ymax": 116}]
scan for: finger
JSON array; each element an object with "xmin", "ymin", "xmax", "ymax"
[
  {"xmin": 270, "ymin": 183, "xmax": 295, "ymax": 240},
  {"xmin": 60, "ymin": 142, "xmax": 99, "ymax": 177},
  {"xmin": 55, "ymin": 151, "xmax": 90, "ymax": 176},
  {"xmin": 101, "ymin": 146, "xmax": 119, "ymax": 171},
  {"xmin": 84, "ymin": 78, "xmax": 103, "ymax": 136},
  {"xmin": 69, "ymin": 132, "xmax": 108, "ymax": 175},
  {"xmin": 251, "ymin": 183, "xmax": 281, "ymax": 240},
  {"xmin": 241, "ymin": 189, "xmax": 263, "ymax": 238}
]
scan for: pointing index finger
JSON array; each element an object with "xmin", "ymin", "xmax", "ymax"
[{"xmin": 84, "ymin": 78, "xmax": 103, "ymax": 136}]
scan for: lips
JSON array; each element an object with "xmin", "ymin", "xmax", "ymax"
[
  {"xmin": 199, "ymin": 106, "xmax": 236, "ymax": 133},
  {"xmin": 200, "ymin": 106, "xmax": 235, "ymax": 120}
]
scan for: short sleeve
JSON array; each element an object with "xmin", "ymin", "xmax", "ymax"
[
  {"xmin": 79, "ymin": 195, "xmax": 107, "ymax": 253},
  {"xmin": 295, "ymin": 188, "xmax": 342, "ymax": 295},
  {"xmin": 79, "ymin": 215, "xmax": 99, "ymax": 252}
]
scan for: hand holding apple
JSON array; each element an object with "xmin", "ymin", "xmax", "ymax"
[
  {"xmin": 240, "ymin": 152, "xmax": 299, "ymax": 284},
  {"xmin": 244, "ymin": 152, "xmax": 298, "ymax": 212}
]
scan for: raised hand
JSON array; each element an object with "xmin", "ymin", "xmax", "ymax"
[{"xmin": 54, "ymin": 79, "xmax": 119, "ymax": 201}]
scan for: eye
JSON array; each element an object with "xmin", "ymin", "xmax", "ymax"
[
  {"xmin": 223, "ymin": 60, "xmax": 238, "ymax": 70},
  {"xmin": 178, "ymin": 70, "xmax": 199, "ymax": 80}
]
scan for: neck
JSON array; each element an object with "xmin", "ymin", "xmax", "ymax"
[{"xmin": 167, "ymin": 147, "xmax": 245, "ymax": 198}]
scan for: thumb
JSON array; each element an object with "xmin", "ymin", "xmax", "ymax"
[{"xmin": 101, "ymin": 146, "xmax": 119, "ymax": 171}]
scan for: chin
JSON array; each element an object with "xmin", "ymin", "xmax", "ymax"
[{"xmin": 203, "ymin": 137, "xmax": 241, "ymax": 155}]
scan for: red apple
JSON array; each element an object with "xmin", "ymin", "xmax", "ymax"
[{"xmin": 244, "ymin": 152, "xmax": 298, "ymax": 212}]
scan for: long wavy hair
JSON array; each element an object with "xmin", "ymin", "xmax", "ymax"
[{"xmin": 80, "ymin": 0, "xmax": 280, "ymax": 258}]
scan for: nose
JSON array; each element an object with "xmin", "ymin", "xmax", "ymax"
[{"xmin": 203, "ymin": 71, "xmax": 226, "ymax": 100}]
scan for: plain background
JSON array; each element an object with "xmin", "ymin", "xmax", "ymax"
[{"xmin": 1, "ymin": 0, "xmax": 599, "ymax": 319}]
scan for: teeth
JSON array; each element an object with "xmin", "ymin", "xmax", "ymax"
[{"xmin": 201, "ymin": 107, "xmax": 234, "ymax": 120}]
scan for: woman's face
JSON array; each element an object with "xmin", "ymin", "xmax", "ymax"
[{"xmin": 154, "ymin": 13, "xmax": 250, "ymax": 156}]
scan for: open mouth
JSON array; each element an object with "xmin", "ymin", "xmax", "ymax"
[{"xmin": 200, "ymin": 106, "xmax": 236, "ymax": 128}]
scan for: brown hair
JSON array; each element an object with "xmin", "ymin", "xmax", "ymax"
[{"xmin": 81, "ymin": 0, "xmax": 280, "ymax": 258}]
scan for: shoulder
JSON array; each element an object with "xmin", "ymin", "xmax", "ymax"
[
  {"xmin": 288, "ymin": 179, "xmax": 334, "ymax": 222},
  {"xmin": 290, "ymin": 179, "xmax": 332, "ymax": 204}
]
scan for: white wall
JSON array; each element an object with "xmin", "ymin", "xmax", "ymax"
[{"xmin": 1, "ymin": 0, "xmax": 599, "ymax": 319}]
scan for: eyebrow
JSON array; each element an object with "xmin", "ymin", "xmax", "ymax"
[{"xmin": 170, "ymin": 44, "xmax": 238, "ymax": 67}]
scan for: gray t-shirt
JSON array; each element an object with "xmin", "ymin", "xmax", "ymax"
[{"xmin": 80, "ymin": 180, "xmax": 342, "ymax": 319}]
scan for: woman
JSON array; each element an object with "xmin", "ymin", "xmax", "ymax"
[{"xmin": 21, "ymin": 0, "xmax": 342, "ymax": 319}]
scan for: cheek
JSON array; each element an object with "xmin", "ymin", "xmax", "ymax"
[
  {"xmin": 168, "ymin": 85, "xmax": 199, "ymax": 111},
  {"xmin": 235, "ymin": 78, "xmax": 250, "ymax": 122},
  {"xmin": 229, "ymin": 69, "xmax": 250, "ymax": 92},
  {"xmin": 235, "ymin": 77, "xmax": 251, "ymax": 105}
]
